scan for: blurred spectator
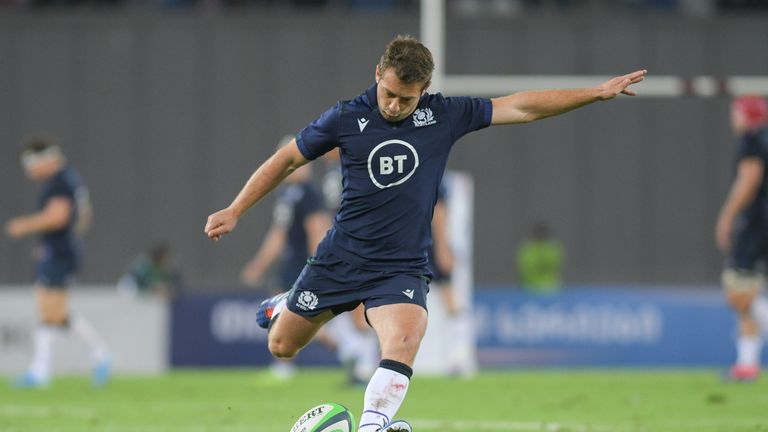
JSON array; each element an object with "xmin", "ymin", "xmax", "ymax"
[
  {"xmin": 516, "ymin": 221, "xmax": 563, "ymax": 294},
  {"xmin": 117, "ymin": 243, "xmax": 182, "ymax": 299}
]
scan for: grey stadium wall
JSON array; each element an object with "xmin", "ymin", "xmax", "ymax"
[{"xmin": 1, "ymin": 11, "xmax": 767, "ymax": 286}]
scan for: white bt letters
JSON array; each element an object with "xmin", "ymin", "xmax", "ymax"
[{"xmin": 379, "ymin": 155, "xmax": 408, "ymax": 175}]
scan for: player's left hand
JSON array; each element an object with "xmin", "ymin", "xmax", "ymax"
[
  {"xmin": 204, "ymin": 207, "xmax": 238, "ymax": 242},
  {"xmin": 596, "ymin": 69, "xmax": 648, "ymax": 100},
  {"xmin": 5, "ymin": 218, "xmax": 28, "ymax": 239}
]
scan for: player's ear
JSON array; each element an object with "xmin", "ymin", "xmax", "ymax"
[
  {"xmin": 375, "ymin": 65, "xmax": 381, "ymax": 83},
  {"xmin": 421, "ymin": 80, "xmax": 431, "ymax": 94}
]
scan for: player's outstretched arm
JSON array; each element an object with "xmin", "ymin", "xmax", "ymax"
[
  {"xmin": 204, "ymin": 140, "xmax": 309, "ymax": 242},
  {"xmin": 490, "ymin": 69, "xmax": 647, "ymax": 125}
]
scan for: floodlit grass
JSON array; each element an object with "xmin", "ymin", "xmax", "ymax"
[{"xmin": 1, "ymin": 368, "xmax": 767, "ymax": 431}]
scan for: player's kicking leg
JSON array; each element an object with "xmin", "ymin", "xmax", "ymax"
[
  {"xmin": 356, "ymin": 302, "xmax": 427, "ymax": 432},
  {"xmin": 256, "ymin": 292, "xmax": 334, "ymax": 359}
]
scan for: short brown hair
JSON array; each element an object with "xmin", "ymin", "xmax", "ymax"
[
  {"xmin": 378, "ymin": 35, "xmax": 434, "ymax": 86},
  {"xmin": 20, "ymin": 133, "xmax": 61, "ymax": 158}
]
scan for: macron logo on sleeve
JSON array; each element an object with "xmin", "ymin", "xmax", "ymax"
[
  {"xmin": 402, "ymin": 289, "xmax": 415, "ymax": 299},
  {"xmin": 357, "ymin": 118, "xmax": 369, "ymax": 132}
]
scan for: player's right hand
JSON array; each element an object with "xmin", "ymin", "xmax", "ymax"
[
  {"xmin": 205, "ymin": 207, "xmax": 238, "ymax": 242},
  {"xmin": 715, "ymin": 213, "xmax": 732, "ymax": 253}
]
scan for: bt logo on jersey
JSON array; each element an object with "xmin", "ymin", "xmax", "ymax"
[
  {"xmin": 367, "ymin": 139, "xmax": 419, "ymax": 189},
  {"xmin": 379, "ymin": 155, "xmax": 408, "ymax": 175}
]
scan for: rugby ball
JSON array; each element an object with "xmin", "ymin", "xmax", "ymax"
[{"xmin": 290, "ymin": 403, "xmax": 354, "ymax": 432}]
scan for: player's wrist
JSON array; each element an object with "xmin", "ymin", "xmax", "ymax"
[
  {"xmin": 228, "ymin": 203, "xmax": 246, "ymax": 219},
  {"xmin": 593, "ymin": 86, "xmax": 613, "ymax": 101}
]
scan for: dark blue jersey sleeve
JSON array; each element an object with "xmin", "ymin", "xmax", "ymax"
[
  {"xmin": 296, "ymin": 103, "xmax": 341, "ymax": 160},
  {"xmin": 41, "ymin": 173, "xmax": 75, "ymax": 209},
  {"xmin": 737, "ymin": 132, "xmax": 768, "ymax": 161},
  {"xmin": 445, "ymin": 96, "xmax": 493, "ymax": 142}
]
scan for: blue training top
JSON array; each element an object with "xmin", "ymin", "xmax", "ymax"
[
  {"xmin": 735, "ymin": 127, "xmax": 768, "ymax": 223},
  {"xmin": 38, "ymin": 165, "xmax": 86, "ymax": 263},
  {"xmin": 272, "ymin": 181, "xmax": 326, "ymax": 286},
  {"xmin": 297, "ymin": 83, "xmax": 491, "ymax": 273}
]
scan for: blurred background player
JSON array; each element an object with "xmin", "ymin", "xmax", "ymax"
[
  {"xmin": 516, "ymin": 220, "xmax": 564, "ymax": 294},
  {"xmin": 240, "ymin": 134, "xmax": 330, "ymax": 379},
  {"xmin": 117, "ymin": 243, "xmax": 182, "ymax": 299},
  {"xmin": 427, "ymin": 179, "xmax": 473, "ymax": 375},
  {"xmin": 716, "ymin": 95, "xmax": 768, "ymax": 381},
  {"xmin": 4, "ymin": 134, "xmax": 111, "ymax": 388},
  {"xmin": 319, "ymin": 149, "xmax": 380, "ymax": 385},
  {"xmin": 242, "ymin": 138, "xmax": 378, "ymax": 383}
]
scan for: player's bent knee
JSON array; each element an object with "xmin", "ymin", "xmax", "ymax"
[
  {"xmin": 268, "ymin": 337, "xmax": 300, "ymax": 359},
  {"xmin": 41, "ymin": 316, "xmax": 68, "ymax": 328},
  {"xmin": 722, "ymin": 268, "xmax": 763, "ymax": 294},
  {"xmin": 722, "ymin": 268, "xmax": 763, "ymax": 313}
]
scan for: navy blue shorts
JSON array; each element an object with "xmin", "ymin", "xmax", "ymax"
[
  {"xmin": 729, "ymin": 219, "xmax": 768, "ymax": 271},
  {"xmin": 286, "ymin": 252, "xmax": 430, "ymax": 318},
  {"xmin": 35, "ymin": 258, "xmax": 78, "ymax": 288}
]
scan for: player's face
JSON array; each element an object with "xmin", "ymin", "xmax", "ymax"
[
  {"xmin": 730, "ymin": 108, "xmax": 748, "ymax": 135},
  {"xmin": 21, "ymin": 154, "xmax": 60, "ymax": 181},
  {"xmin": 375, "ymin": 66, "xmax": 428, "ymax": 122}
]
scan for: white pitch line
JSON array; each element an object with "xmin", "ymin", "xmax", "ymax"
[
  {"xmin": 0, "ymin": 404, "xmax": 94, "ymax": 419},
  {"xmin": 411, "ymin": 418, "xmax": 633, "ymax": 432},
  {"xmin": 0, "ymin": 407, "xmax": 636, "ymax": 432}
]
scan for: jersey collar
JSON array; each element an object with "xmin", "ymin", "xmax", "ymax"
[
  {"xmin": 364, "ymin": 83, "xmax": 432, "ymax": 127},
  {"xmin": 364, "ymin": 83, "xmax": 378, "ymax": 110}
]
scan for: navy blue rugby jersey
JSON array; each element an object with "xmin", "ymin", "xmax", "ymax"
[
  {"xmin": 38, "ymin": 165, "xmax": 86, "ymax": 261},
  {"xmin": 272, "ymin": 182, "xmax": 326, "ymax": 284},
  {"xmin": 735, "ymin": 127, "xmax": 768, "ymax": 222},
  {"xmin": 296, "ymin": 84, "xmax": 492, "ymax": 272}
]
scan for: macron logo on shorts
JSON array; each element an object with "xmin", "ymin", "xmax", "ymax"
[{"xmin": 402, "ymin": 289, "xmax": 415, "ymax": 299}]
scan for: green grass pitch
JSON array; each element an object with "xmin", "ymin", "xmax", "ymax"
[{"xmin": 1, "ymin": 368, "xmax": 767, "ymax": 431}]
